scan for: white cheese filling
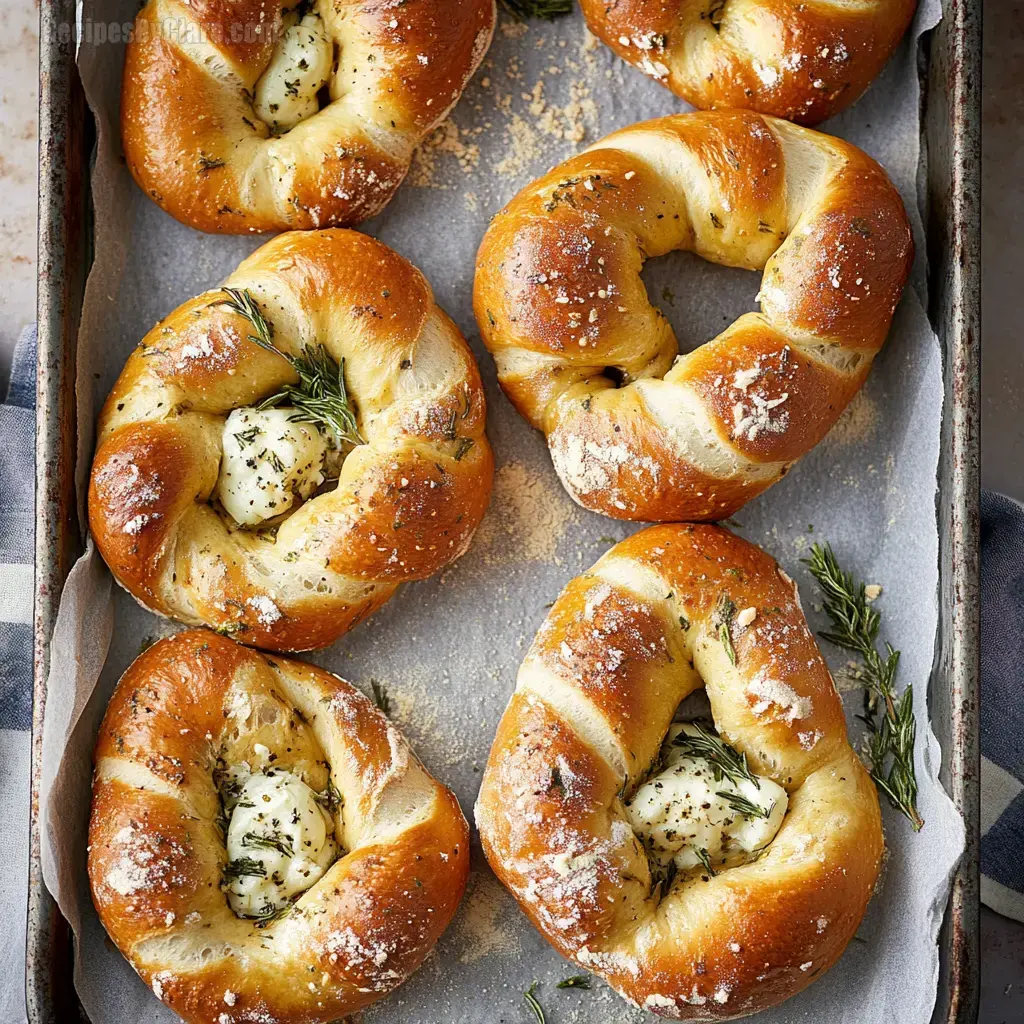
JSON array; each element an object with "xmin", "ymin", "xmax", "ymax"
[
  {"xmin": 223, "ymin": 769, "xmax": 338, "ymax": 919},
  {"xmin": 217, "ymin": 407, "xmax": 327, "ymax": 526},
  {"xmin": 253, "ymin": 9, "xmax": 333, "ymax": 132},
  {"xmin": 626, "ymin": 723, "xmax": 787, "ymax": 875}
]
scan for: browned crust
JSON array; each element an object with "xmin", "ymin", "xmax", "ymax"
[
  {"xmin": 88, "ymin": 229, "xmax": 493, "ymax": 651},
  {"xmin": 579, "ymin": 0, "xmax": 918, "ymax": 126},
  {"xmin": 473, "ymin": 111, "xmax": 913, "ymax": 522},
  {"xmin": 89, "ymin": 631, "xmax": 471, "ymax": 1024},
  {"xmin": 122, "ymin": 0, "xmax": 496, "ymax": 233},
  {"xmin": 476, "ymin": 525, "xmax": 883, "ymax": 1019}
]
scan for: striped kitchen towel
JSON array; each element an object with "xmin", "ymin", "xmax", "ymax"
[
  {"xmin": 980, "ymin": 490, "xmax": 1024, "ymax": 922},
  {"xmin": 0, "ymin": 325, "xmax": 36, "ymax": 1024}
]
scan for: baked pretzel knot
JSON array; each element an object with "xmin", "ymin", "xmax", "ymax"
[
  {"xmin": 579, "ymin": 0, "xmax": 917, "ymax": 125},
  {"xmin": 474, "ymin": 110, "xmax": 912, "ymax": 522},
  {"xmin": 122, "ymin": 0, "xmax": 495, "ymax": 232},
  {"xmin": 89, "ymin": 631, "xmax": 470, "ymax": 1024},
  {"xmin": 476, "ymin": 525, "xmax": 883, "ymax": 1018},
  {"xmin": 89, "ymin": 229, "xmax": 493, "ymax": 652}
]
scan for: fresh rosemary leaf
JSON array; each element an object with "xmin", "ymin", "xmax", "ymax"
[
  {"xmin": 501, "ymin": 0, "xmax": 572, "ymax": 20},
  {"xmin": 803, "ymin": 542, "xmax": 923, "ymax": 831},
  {"xmin": 524, "ymin": 983, "xmax": 546, "ymax": 1023},
  {"xmin": 693, "ymin": 846, "xmax": 716, "ymax": 876},
  {"xmin": 718, "ymin": 791, "xmax": 770, "ymax": 820},
  {"xmin": 371, "ymin": 679, "xmax": 391, "ymax": 715},
  {"xmin": 251, "ymin": 897, "xmax": 297, "ymax": 926},
  {"xmin": 241, "ymin": 830, "xmax": 293, "ymax": 856},
  {"xmin": 557, "ymin": 975, "xmax": 591, "ymax": 989},
  {"xmin": 222, "ymin": 856, "xmax": 267, "ymax": 881},
  {"xmin": 672, "ymin": 721, "xmax": 758, "ymax": 789},
  {"xmin": 219, "ymin": 286, "xmax": 274, "ymax": 347}
]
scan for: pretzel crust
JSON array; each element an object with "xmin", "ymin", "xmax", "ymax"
[
  {"xmin": 579, "ymin": 0, "xmax": 917, "ymax": 126},
  {"xmin": 122, "ymin": 0, "xmax": 495, "ymax": 233},
  {"xmin": 476, "ymin": 524, "xmax": 883, "ymax": 1019},
  {"xmin": 89, "ymin": 229, "xmax": 493, "ymax": 651},
  {"xmin": 474, "ymin": 110, "xmax": 912, "ymax": 522},
  {"xmin": 88, "ymin": 631, "xmax": 470, "ymax": 1024}
]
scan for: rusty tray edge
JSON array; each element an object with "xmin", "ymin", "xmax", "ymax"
[{"xmin": 26, "ymin": 1, "xmax": 982, "ymax": 1020}]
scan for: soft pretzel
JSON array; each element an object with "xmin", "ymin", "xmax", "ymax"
[
  {"xmin": 476, "ymin": 524, "xmax": 882, "ymax": 1018},
  {"xmin": 579, "ymin": 0, "xmax": 917, "ymax": 126},
  {"xmin": 89, "ymin": 229, "xmax": 493, "ymax": 651},
  {"xmin": 88, "ymin": 630, "xmax": 470, "ymax": 1024},
  {"xmin": 474, "ymin": 110, "xmax": 912, "ymax": 522},
  {"xmin": 121, "ymin": 0, "xmax": 495, "ymax": 232}
]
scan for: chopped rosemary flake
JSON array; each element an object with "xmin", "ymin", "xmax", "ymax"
[
  {"xmin": 234, "ymin": 425, "xmax": 260, "ymax": 448},
  {"xmin": 804, "ymin": 543, "xmax": 923, "ymax": 831},
  {"xmin": 222, "ymin": 856, "xmax": 267, "ymax": 881},
  {"xmin": 672, "ymin": 722, "xmax": 759, "ymax": 789},
  {"xmin": 718, "ymin": 791, "xmax": 771, "ymax": 820},
  {"xmin": 557, "ymin": 975, "xmax": 591, "ymax": 989},
  {"xmin": 694, "ymin": 846, "xmax": 716, "ymax": 876},
  {"xmin": 714, "ymin": 593, "xmax": 737, "ymax": 665},
  {"xmin": 453, "ymin": 437, "xmax": 474, "ymax": 461},
  {"xmin": 524, "ymin": 983, "xmax": 546, "ymax": 1023},
  {"xmin": 317, "ymin": 778, "xmax": 343, "ymax": 814},
  {"xmin": 241, "ymin": 830, "xmax": 293, "ymax": 856},
  {"xmin": 371, "ymin": 679, "xmax": 391, "ymax": 715}
]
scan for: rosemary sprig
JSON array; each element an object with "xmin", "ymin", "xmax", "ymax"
[
  {"xmin": 501, "ymin": 0, "xmax": 572, "ymax": 20},
  {"xmin": 693, "ymin": 846, "xmax": 716, "ymax": 876},
  {"xmin": 672, "ymin": 722, "xmax": 758, "ymax": 789},
  {"xmin": 524, "ymin": 982, "xmax": 546, "ymax": 1023},
  {"xmin": 557, "ymin": 976, "xmax": 591, "ymax": 989},
  {"xmin": 804, "ymin": 543, "xmax": 923, "ymax": 831},
  {"xmin": 713, "ymin": 593, "xmax": 737, "ymax": 665},
  {"xmin": 371, "ymin": 679, "xmax": 391, "ymax": 715},
  {"xmin": 718, "ymin": 791, "xmax": 771, "ymax": 820},
  {"xmin": 241, "ymin": 830, "xmax": 293, "ymax": 856},
  {"xmin": 222, "ymin": 856, "xmax": 267, "ymax": 881},
  {"xmin": 218, "ymin": 287, "xmax": 363, "ymax": 448}
]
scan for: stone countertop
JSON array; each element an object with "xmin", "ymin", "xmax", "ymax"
[{"xmin": 3, "ymin": 1, "xmax": 1022, "ymax": 1020}]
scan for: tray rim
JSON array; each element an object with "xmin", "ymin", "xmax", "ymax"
[{"xmin": 25, "ymin": 1, "xmax": 982, "ymax": 1020}]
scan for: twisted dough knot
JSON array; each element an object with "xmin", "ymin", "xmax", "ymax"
[
  {"xmin": 579, "ymin": 0, "xmax": 917, "ymax": 125},
  {"xmin": 474, "ymin": 110, "xmax": 913, "ymax": 523},
  {"xmin": 476, "ymin": 525, "xmax": 882, "ymax": 1019},
  {"xmin": 89, "ymin": 631, "xmax": 470, "ymax": 1024},
  {"xmin": 122, "ymin": 0, "xmax": 495, "ymax": 232},
  {"xmin": 89, "ymin": 229, "xmax": 493, "ymax": 652}
]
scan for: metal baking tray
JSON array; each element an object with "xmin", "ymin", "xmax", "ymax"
[{"xmin": 25, "ymin": 0, "xmax": 981, "ymax": 1019}]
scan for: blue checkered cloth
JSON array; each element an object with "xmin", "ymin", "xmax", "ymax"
[
  {"xmin": 0, "ymin": 325, "xmax": 36, "ymax": 1024},
  {"xmin": 980, "ymin": 491, "xmax": 1024, "ymax": 922}
]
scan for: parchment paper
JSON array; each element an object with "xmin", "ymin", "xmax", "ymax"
[{"xmin": 41, "ymin": 2, "xmax": 965, "ymax": 1022}]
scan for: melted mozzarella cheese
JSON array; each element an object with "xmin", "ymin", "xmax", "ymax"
[
  {"xmin": 217, "ymin": 407, "xmax": 327, "ymax": 526},
  {"xmin": 253, "ymin": 10, "xmax": 333, "ymax": 132},
  {"xmin": 626, "ymin": 723, "xmax": 787, "ymax": 874},
  {"xmin": 224, "ymin": 769, "xmax": 337, "ymax": 918}
]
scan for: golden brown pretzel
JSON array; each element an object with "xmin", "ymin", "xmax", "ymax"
[
  {"xmin": 476, "ymin": 524, "xmax": 882, "ymax": 1019},
  {"xmin": 474, "ymin": 110, "xmax": 912, "ymax": 522},
  {"xmin": 88, "ymin": 631, "xmax": 470, "ymax": 1024},
  {"xmin": 122, "ymin": 0, "xmax": 495, "ymax": 233},
  {"xmin": 89, "ymin": 229, "xmax": 493, "ymax": 651},
  {"xmin": 579, "ymin": 0, "xmax": 917, "ymax": 126}
]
